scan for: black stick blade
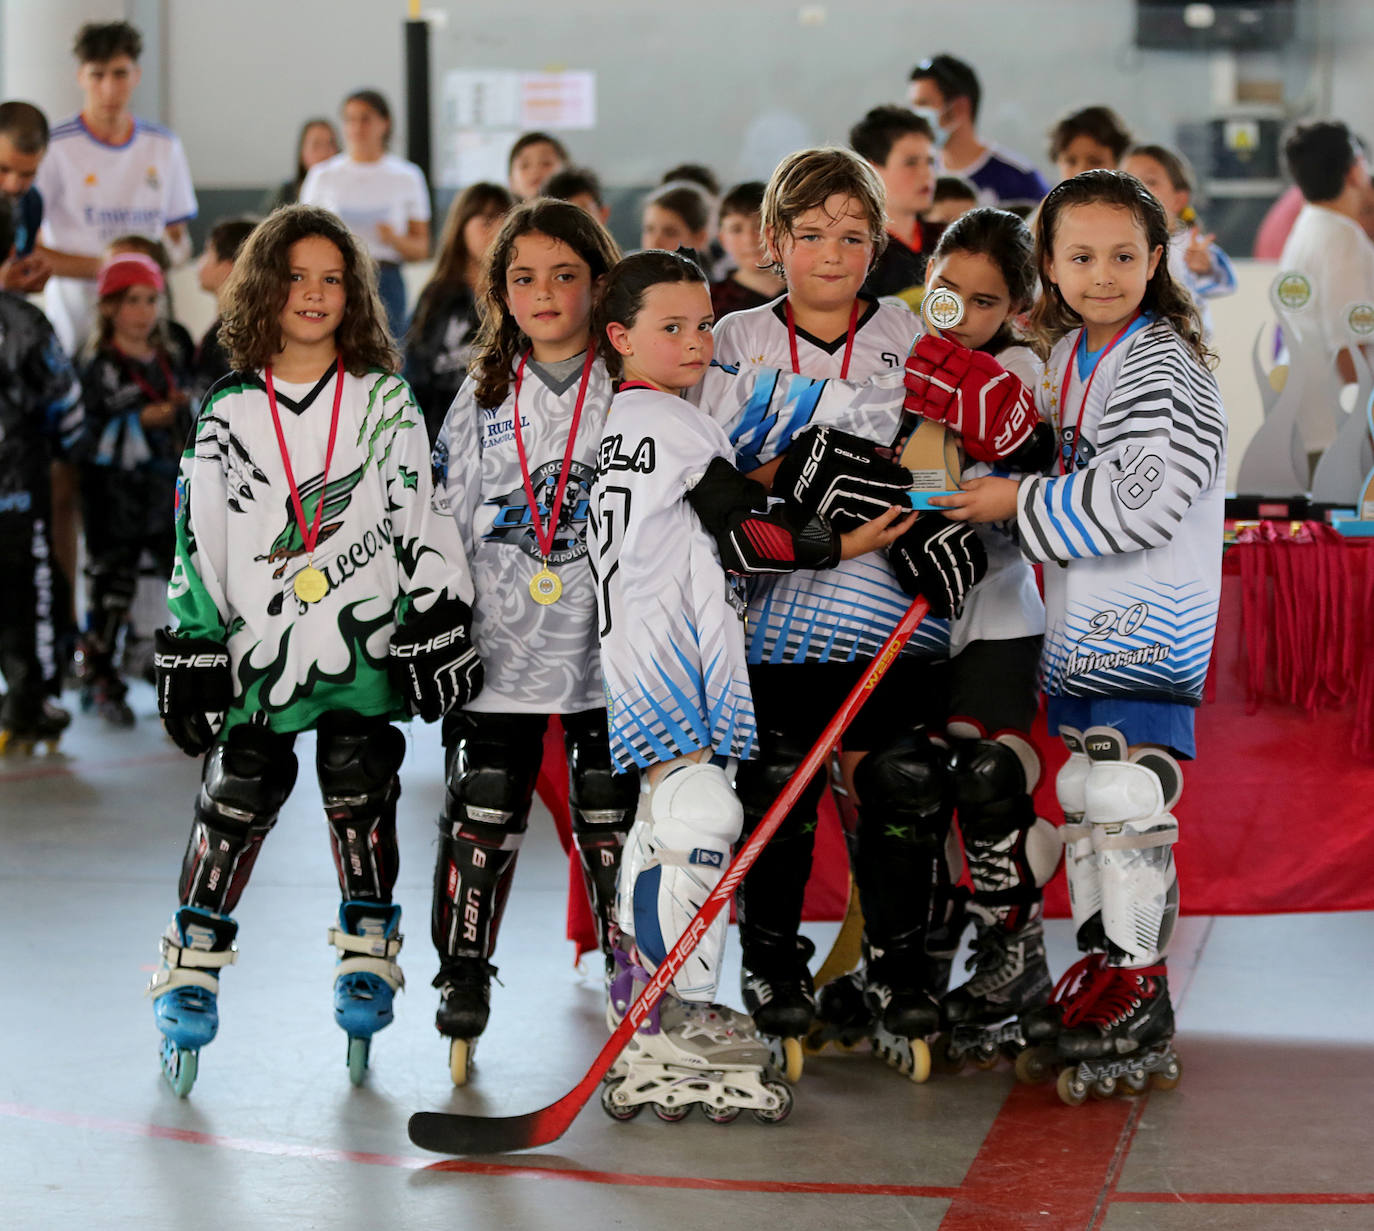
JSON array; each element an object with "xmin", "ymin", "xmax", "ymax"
[{"xmin": 408, "ymin": 1091, "xmax": 581, "ymax": 1155}]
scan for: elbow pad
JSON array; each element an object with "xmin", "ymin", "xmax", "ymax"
[{"xmin": 687, "ymin": 455, "xmax": 841, "ymax": 575}]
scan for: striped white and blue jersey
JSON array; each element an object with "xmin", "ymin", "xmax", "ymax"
[
  {"xmin": 1019, "ymin": 320, "xmax": 1226, "ymax": 706},
  {"xmin": 705, "ymin": 294, "xmax": 956, "ymax": 664},
  {"xmin": 590, "ymin": 386, "xmax": 757, "ymax": 772}
]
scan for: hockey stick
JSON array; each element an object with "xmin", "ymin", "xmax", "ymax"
[{"xmin": 408, "ymin": 596, "xmax": 931, "ymax": 1155}]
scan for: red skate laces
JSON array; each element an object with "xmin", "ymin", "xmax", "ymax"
[
  {"xmin": 1050, "ymin": 953, "xmax": 1110, "ymax": 1025},
  {"xmin": 1062, "ymin": 964, "xmax": 1166, "ymax": 1030}
]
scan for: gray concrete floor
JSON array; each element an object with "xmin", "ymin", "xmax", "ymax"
[{"xmin": 4, "ymin": 679, "xmax": 1374, "ymax": 1231}]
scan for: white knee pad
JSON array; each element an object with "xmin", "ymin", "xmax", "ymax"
[
  {"xmin": 1055, "ymin": 727, "xmax": 1099, "ymax": 936},
  {"xmin": 1082, "ymin": 727, "xmax": 1182, "ymax": 965},
  {"xmin": 616, "ymin": 762, "xmax": 743, "ymax": 1002}
]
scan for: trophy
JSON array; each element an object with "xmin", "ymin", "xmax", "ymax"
[
  {"xmin": 903, "ymin": 287, "xmax": 965, "ymax": 510},
  {"xmin": 1312, "ymin": 301, "xmax": 1374, "ymax": 513}
]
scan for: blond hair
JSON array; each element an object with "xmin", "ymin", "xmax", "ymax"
[{"xmin": 760, "ymin": 147, "xmax": 888, "ymax": 276}]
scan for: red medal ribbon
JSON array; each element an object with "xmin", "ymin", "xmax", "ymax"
[
  {"xmin": 264, "ymin": 356, "xmax": 345, "ymax": 561},
  {"xmin": 512, "ymin": 347, "xmax": 597, "ymax": 562},
  {"xmin": 1056, "ymin": 311, "xmax": 1143, "ymax": 474},
  {"xmin": 785, "ymin": 297, "xmax": 860, "ymax": 379},
  {"xmin": 115, "ymin": 346, "xmax": 181, "ymax": 407}
]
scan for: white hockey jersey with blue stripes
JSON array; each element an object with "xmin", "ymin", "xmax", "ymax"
[{"xmin": 1018, "ymin": 320, "xmax": 1226, "ymax": 705}]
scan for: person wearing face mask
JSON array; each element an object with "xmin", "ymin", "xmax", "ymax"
[{"xmin": 907, "ymin": 54, "xmax": 1048, "ymax": 213}]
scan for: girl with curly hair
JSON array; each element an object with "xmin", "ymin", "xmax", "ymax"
[{"xmin": 145, "ymin": 204, "xmax": 482, "ymax": 1096}]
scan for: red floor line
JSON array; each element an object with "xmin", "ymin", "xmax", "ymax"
[
  {"xmin": 0, "ymin": 1101, "xmax": 958, "ymax": 1199},
  {"xmin": 1115, "ymin": 1192, "xmax": 1374, "ymax": 1206},
  {"xmin": 1087, "ymin": 1094, "xmax": 1149, "ymax": 1231}
]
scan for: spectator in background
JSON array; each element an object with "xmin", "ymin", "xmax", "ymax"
[
  {"xmin": 1048, "ymin": 105, "xmax": 1132, "ymax": 181},
  {"xmin": 852, "ymin": 104, "xmax": 942, "ymax": 306},
  {"xmin": 0, "ymin": 101, "xmax": 52, "ymax": 293},
  {"xmin": 709, "ymin": 180, "xmax": 784, "ymax": 320},
  {"xmin": 925, "ymin": 174, "xmax": 979, "ymax": 225},
  {"xmin": 660, "ymin": 163, "xmax": 721, "ymax": 197},
  {"xmin": 1278, "ymin": 120, "xmax": 1374, "ymax": 386},
  {"xmin": 34, "ymin": 21, "xmax": 197, "ymax": 355},
  {"xmin": 908, "ymin": 54, "xmax": 1048, "ymax": 210},
  {"xmin": 192, "ymin": 216, "xmax": 257, "ymax": 401},
  {"xmin": 405, "ymin": 181, "xmax": 512, "ymax": 440},
  {"xmin": 660, "ymin": 163, "xmax": 729, "ymax": 278},
  {"xmin": 640, "ymin": 180, "xmax": 713, "ymax": 254},
  {"xmin": 300, "ymin": 89, "xmax": 431, "ymax": 340},
  {"xmin": 544, "ymin": 165, "xmax": 611, "ymax": 225},
  {"xmin": 508, "ymin": 131, "xmax": 568, "ymax": 200},
  {"xmin": 260, "ymin": 118, "xmax": 339, "ymax": 214},
  {"xmin": 103, "ymin": 233, "xmax": 195, "ymax": 364}
]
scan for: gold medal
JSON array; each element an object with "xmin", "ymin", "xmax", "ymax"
[
  {"xmin": 529, "ymin": 566, "xmax": 562, "ymax": 606},
  {"xmin": 294, "ymin": 564, "xmax": 329, "ymax": 604}
]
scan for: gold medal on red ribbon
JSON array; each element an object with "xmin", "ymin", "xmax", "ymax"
[
  {"xmin": 293, "ymin": 564, "xmax": 329, "ymax": 604},
  {"xmin": 529, "ymin": 564, "xmax": 563, "ymax": 606},
  {"xmin": 512, "ymin": 348, "xmax": 597, "ymax": 613}
]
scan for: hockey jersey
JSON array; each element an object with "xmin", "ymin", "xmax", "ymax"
[
  {"xmin": 169, "ymin": 366, "xmax": 473, "ymax": 735},
  {"xmin": 1019, "ymin": 319, "xmax": 1226, "ymax": 705},
  {"xmin": 434, "ymin": 352, "xmax": 611, "ymax": 715},
  {"xmin": 590, "ymin": 385, "xmax": 755, "ymax": 772},
  {"xmin": 708, "ymin": 294, "xmax": 946, "ymax": 663}
]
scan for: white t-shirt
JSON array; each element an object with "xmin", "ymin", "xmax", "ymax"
[
  {"xmin": 35, "ymin": 115, "xmax": 198, "ymax": 353},
  {"xmin": 299, "ymin": 153, "xmax": 431, "ymax": 264}
]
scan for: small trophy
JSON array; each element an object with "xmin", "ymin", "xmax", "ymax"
[
  {"xmin": 1329, "ymin": 302, "xmax": 1374, "ymax": 535},
  {"xmin": 903, "ymin": 287, "xmax": 966, "ymax": 510}
]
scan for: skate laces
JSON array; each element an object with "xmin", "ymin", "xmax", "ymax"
[
  {"xmin": 1063, "ymin": 966, "xmax": 1158, "ymax": 1030},
  {"xmin": 1053, "ymin": 954, "xmax": 1111, "ymax": 1027}
]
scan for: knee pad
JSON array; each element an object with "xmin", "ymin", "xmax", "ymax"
[
  {"xmin": 619, "ymin": 761, "xmax": 742, "ymax": 1001},
  {"xmin": 1083, "ymin": 726, "xmax": 1181, "ymax": 966},
  {"xmin": 734, "ymin": 726, "xmax": 825, "ymax": 838},
  {"xmin": 1054, "ymin": 726, "xmax": 1101, "ymax": 948},
  {"xmin": 567, "ymin": 725, "xmax": 638, "ymax": 952},
  {"xmin": 432, "ymin": 717, "xmax": 543, "ymax": 961},
  {"xmin": 853, "ymin": 735, "xmax": 951, "ymax": 952},
  {"xmin": 316, "ymin": 712, "xmax": 406, "ymax": 902},
  {"xmin": 181, "ymin": 725, "xmax": 299, "ymax": 912}
]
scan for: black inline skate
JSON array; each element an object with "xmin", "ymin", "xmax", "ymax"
[
  {"xmin": 434, "ymin": 957, "xmax": 496, "ymax": 1087},
  {"xmin": 740, "ymin": 934, "xmax": 815, "ymax": 1082}
]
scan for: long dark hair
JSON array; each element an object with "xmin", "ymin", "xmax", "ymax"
[
  {"xmin": 1028, "ymin": 169, "xmax": 1212, "ymax": 368},
  {"xmin": 218, "ymin": 204, "xmax": 399, "ymax": 375},
  {"xmin": 593, "ymin": 250, "xmax": 708, "ymax": 379},
  {"xmin": 293, "ymin": 117, "xmax": 338, "ymax": 192},
  {"xmin": 409, "ymin": 182, "xmax": 513, "ymax": 342},
  {"xmin": 470, "ymin": 199, "xmax": 621, "ymax": 409},
  {"xmin": 929, "ymin": 207, "xmax": 1034, "ymax": 354}
]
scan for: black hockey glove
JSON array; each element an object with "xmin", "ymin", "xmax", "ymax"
[
  {"xmin": 772, "ymin": 424, "xmax": 911, "ymax": 531},
  {"xmin": 888, "ymin": 514, "xmax": 987, "ymax": 620},
  {"xmin": 154, "ymin": 627, "xmax": 232, "ymax": 757},
  {"xmin": 388, "ymin": 595, "xmax": 484, "ymax": 722},
  {"xmin": 687, "ymin": 455, "xmax": 841, "ymax": 575}
]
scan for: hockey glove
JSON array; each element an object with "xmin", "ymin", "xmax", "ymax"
[
  {"xmin": 154, "ymin": 627, "xmax": 232, "ymax": 757},
  {"xmin": 687, "ymin": 455, "xmax": 841, "ymax": 575},
  {"xmin": 772, "ymin": 424, "xmax": 911, "ymax": 531},
  {"xmin": 388, "ymin": 595, "xmax": 484, "ymax": 722},
  {"xmin": 888, "ymin": 514, "xmax": 987, "ymax": 620},
  {"xmin": 903, "ymin": 333, "xmax": 1037, "ymax": 464}
]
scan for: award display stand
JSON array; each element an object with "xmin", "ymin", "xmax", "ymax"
[
  {"xmin": 904, "ymin": 287, "xmax": 965, "ymax": 510},
  {"xmin": 1312, "ymin": 301, "xmax": 1374, "ymax": 512}
]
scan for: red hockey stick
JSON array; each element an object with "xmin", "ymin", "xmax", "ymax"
[{"xmin": 408, "ymin": 596, "xmax": 932, "ymax": 1155}]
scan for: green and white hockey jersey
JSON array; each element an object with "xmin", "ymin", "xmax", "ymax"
[{"xmin": 169, "ymin": 364, "xmax": 474, "ymax": 734}]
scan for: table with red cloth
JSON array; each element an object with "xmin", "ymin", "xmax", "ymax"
[{"xmin": 539, "ymin": 524, "xmax": 1374, "ymax": 962}]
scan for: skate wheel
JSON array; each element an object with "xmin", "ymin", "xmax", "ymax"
[
  {"xmin": 1056, "ymin": 1066, "xmax": 1089, "ymax": 1107},
  {"xmin": 972, "ymin": 1047, "xmax": 1001, "ymax": 1072},
  {"xmin": 907, "ymin": 1038, "xmax": 932, "ymax": 1084},
  {"xmin": 1121, "ymin": 1069, "xmax": 1150, "ymax": 1096},
  {"xmin": 778, "ymin": 1036, "xmax": 804, "ymax": 1083},
  {"xmin": 449, "ymin": 1037, "xmax": 472, "ymax": 1088},
  {"xmin": 1014, "ymin": 1045, "xmax": 1056, "ymax": 1086},
  {"xmin": 701, "ymin": 1103, "xmax": 741, "ymax": 1124},
  {"xmin": 1150, "ymin": 1054, "xmax": 1182, "ymax": 1091},
  {"xmin": 802, "ymin": 1028, "xmax": 827, "ymax": 1056},
  {"xmin": 932, "ymin": 1034, "xmax": 966, "ymax": 1076},
  {"xmin": 160, "ymin": 1041, "xmax": 197, "ymax": 1098},
  {"xmin": 1089, "ymin": 1077, "xmax": 1117, "ymax": 1100},
  {"xmin": 652, "ymin": 1101, "xmax": 691, "ymax": 1122},
  {"xmin": 752, "ymin": 1079, "xmax": 794, "ymax": 1125},
  {"xmin": 600, "ymin": 1078, "xmax": 641, "ymax": 1121},
  {"xmin": 347, "ymin": 1036, "xmax": 370, "ymax": 1086}
]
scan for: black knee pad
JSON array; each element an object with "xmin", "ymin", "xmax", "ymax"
[
  {"xmin": 735, "ymin": 726, "xmax": 826, "ymax": 838},
  {"xmin": 441, "ymin": 713, "xmax": 543, "ymax": 843},
  {"xmin": 316, "ymin": 712, "xmax": 405, "ymax": 902},
  {"xmin": 182, "ymin": 725, "xmax": 299, "ymax": 912},
  {"xmin": 948, "ymin": 737, "xmax": 1037, "ymax": 841},
  {"xmin": 564, "ymin": 716, "xmax": 637, "ymax": 953},
  {"xmin": 854, "ymin": 732, "xmax": 951, "ymax": 832}
]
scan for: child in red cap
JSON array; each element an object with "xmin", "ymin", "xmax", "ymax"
[{"xmin": 74, "ymin": 249, "xmax": 192, "ymax": 724}]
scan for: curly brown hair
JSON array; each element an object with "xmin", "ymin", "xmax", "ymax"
[
  {"xmin": 217, "ymin": 204, "xmax": 400, "ymax": 376},
  {"xmin": 1028, "ymin": 169, "xmax": 1214, "ymax": 369},
  {"xmin": 470, "ymin": 198, "xmax": 621, "ymax": 409}
]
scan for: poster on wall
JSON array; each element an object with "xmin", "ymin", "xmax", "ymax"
[{"xmin": 440, "ymin": 69, "xmax": 597, "ymax": 188}]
